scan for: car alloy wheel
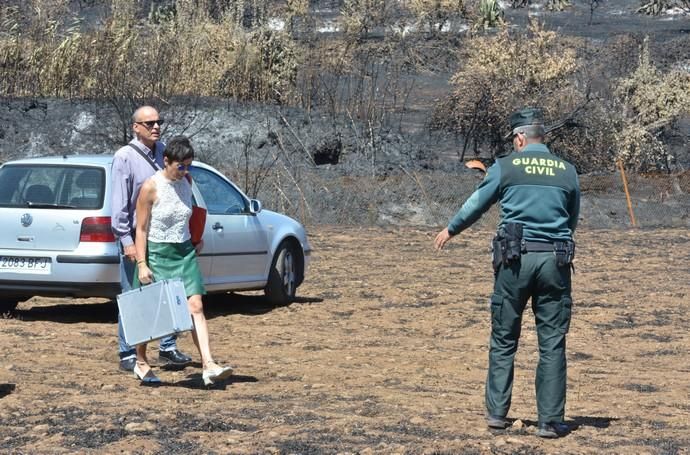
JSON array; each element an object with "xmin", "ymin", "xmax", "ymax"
[
  {"xmin": 265, "ymin": 241, "xmax": 299, "ymax": 306},
  {"xmin": 280, "ymin": 248, "xmax": 296, "ymax": 299}
]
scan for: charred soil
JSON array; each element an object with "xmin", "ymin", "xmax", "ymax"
[{"xmin": 1, "ymin": 226, "xmax": 689, "ymax": 454}]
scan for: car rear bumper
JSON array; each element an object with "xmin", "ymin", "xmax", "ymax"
[
  {"xmin": 55, "ymin": 255, "xmax": 120, "ymax": 264},
  {"xmin": 0, "ymin": 251, "xmax": 121, "ymax": 299}
]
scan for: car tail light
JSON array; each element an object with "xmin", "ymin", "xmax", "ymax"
[{"xmin": 80, "ymin": 217, "xmax": 116, "ymax": 242}]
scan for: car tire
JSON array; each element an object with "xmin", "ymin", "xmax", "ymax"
[{"xmin": 265, "ymin": 241, "xmax": 299, "ymax": 306}]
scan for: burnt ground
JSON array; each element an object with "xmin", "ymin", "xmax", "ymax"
[
  {"xmin": 0, "ymin": 5, "xmax": 689, "ymax": 453},
  {"xmin": 1, "ymin": 225, "xmax": 689, "ymax": 454}
]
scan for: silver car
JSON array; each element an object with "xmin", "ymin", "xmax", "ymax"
[{"xmin": 0, "ymin": 155, "xmax": 311, "ymax": 312}]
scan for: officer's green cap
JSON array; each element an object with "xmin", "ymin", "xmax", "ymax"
[{"xmin": 504, "ymin": 108, "xmax": 545, "ymax": 140}]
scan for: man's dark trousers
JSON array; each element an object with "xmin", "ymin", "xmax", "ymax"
[{"xmin": 485, "ymin": 251, "xmax": 573, "ymax": 424}]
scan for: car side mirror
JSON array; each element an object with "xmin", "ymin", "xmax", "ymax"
[{"xmin": 249, "ymin": 199, "xmax": 262, "ymax": 214}]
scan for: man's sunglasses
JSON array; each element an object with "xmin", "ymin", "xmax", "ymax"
[
  {"xmin": 177, "ymin": 163, "xmax": 191, "ymax": 171},
  {"xmin": 135, "ymin": 119, "xmax": 164, "ymax": 128}
]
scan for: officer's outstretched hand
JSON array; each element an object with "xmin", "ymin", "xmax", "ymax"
[{"xmin": 434, "ymin": 228, "xmax": 453, "ymax": 251}]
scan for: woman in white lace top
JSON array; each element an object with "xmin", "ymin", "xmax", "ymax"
[{"xmin": 133, "ymin": 136, "xmax": 233, "ymax": 386}]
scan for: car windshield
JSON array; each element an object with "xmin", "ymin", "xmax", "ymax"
[{"xmin": 0, "ymin": 164, "xmax": 105, "ymax": 209}]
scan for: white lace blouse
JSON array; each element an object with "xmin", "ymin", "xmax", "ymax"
[{"xmin": 147, "ymin": 172, "xmax": 192, "ymax": 243}]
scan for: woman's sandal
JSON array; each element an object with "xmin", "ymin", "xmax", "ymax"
[
  {"xmin": 133, "ymin": 361, "xmax": 161, "ymax": 385},
  {"xmin": 202, "ymin": 361, "xmax": 234, "ymax": 386}
]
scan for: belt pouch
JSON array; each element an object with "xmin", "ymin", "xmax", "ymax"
[{"xmin": 502, "ymin": 222, "xmax": 523, "ymax": 264}]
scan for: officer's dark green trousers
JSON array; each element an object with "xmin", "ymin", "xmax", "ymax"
[{"xmin": 485, "ymin": 251, "xmax": 572, "ymax": 424}]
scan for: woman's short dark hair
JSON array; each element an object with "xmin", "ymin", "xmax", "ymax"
[{"xmin": 164, "ymin": 136, "xmax": 195, "ymax": 162}]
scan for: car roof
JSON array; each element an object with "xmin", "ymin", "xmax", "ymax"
[
  {"xmin": 3, "ymin": 154, "xmax": 113, "ymax": 167},
  {"xmin": 3, "ymin": 155, "xmax": 215, "ymax": 170}
]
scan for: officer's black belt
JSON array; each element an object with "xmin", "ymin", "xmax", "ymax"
[{"xmin": 522, "ymin": 241, "xmax": 556, "ymax": 252}]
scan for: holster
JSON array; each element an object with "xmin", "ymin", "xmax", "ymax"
[
  {"xmin": 553, "ymin": 240, "xmax": 576, "ymax": 267},
  {"xmin": 491, "ymin": 222, "xmax": 524, "ymax": 272}
]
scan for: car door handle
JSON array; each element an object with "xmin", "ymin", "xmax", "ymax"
[{"xmin": 212, "ymin": 222, "xmax": 223, "ymax": 232}]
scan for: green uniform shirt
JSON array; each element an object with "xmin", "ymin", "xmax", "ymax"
[{"xmin": 447, "ymin": 143, "xmax": 580, "ymax": 242}]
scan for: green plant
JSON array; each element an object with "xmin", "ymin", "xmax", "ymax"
[{"xmin": 474, "ymin": 0, "xmax": 504, "ymax": 29}]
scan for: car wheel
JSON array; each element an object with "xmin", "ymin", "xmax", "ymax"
[{"xmin": 265, "ymin": 241, "xmax": 299, "ymax": 306}]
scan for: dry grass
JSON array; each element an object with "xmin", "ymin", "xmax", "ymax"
[
  {"xmin": 432, "ymin": 21, "xmax": 580, "ymax": 158},
  {"xmin": 613, "ymin": 38, "xmax": 690, "ymax": 171},
  {"xmin": 637, "ymin": 0, "xmax": 690, "ymax": 15},
  {"xmin": 0, "ymin": 0, "xmax": 688, "ymax": 175},
  {"xmin": 0, "ymin": 0, "xmax": 297, "ymax": 103}
]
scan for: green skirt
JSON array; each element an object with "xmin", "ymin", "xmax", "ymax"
[{"xmin": 135, "ymin": 240, "xmax": 205, "ymax": 297}]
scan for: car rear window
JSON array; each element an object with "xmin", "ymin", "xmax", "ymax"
[{"xmin": 0, "ymin": 164, "xmax": 105, "ymax": 209}]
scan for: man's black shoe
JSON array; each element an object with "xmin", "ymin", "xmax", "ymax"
[
  {"xmin": 537, "ymin": 422, "xmax": 570, "ymax": 438},
  {"xmin": 158, "ymin": 349, "xmax": 192, "ymax": 369},
  {"xmin": 486, "ymin": 415, "xmax": 509, "ymax": 429},
  {"xmin": 119, "ymin": 357, "xmax": 137, "ymax": 372}
]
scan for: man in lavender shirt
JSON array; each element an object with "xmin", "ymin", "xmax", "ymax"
[{"xmin": 111, "ymin": 105, "xmax": 192, "ymax": 372}]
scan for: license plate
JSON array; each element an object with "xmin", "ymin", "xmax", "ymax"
[{"xmin": 0, "ymin": 256, "xmax": 51, "ymax": 274}]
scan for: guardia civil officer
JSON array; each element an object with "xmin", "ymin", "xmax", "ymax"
[{"xmin": 434, "ymin": 108, "xmax": 580, "ymax": 439}]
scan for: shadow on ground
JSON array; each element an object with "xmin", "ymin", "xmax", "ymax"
[
  {"xmin": 161, "ymin": 374, "xmax": 259, "ymax": 390},
  {"xmin": 14, "ymin": 300, "xmax": 119, "ymax": 324},
  {"xmin": 521, "ymin": 416, "xmax": 618, "ymax": 431},
  {"xmin": 570, "ymin": 415, "xmax": 619, "ymax": 429},
  {"xmin": 11, "ymin": 294, "xmax": 323, "ymax": 324},
  {"xmin": 204, "ymin": 293, "xmax": 323, "ymax": 317},
  {"xmin": 0, "ymin": 384, "xmax": 16, "ymax": 399}
]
